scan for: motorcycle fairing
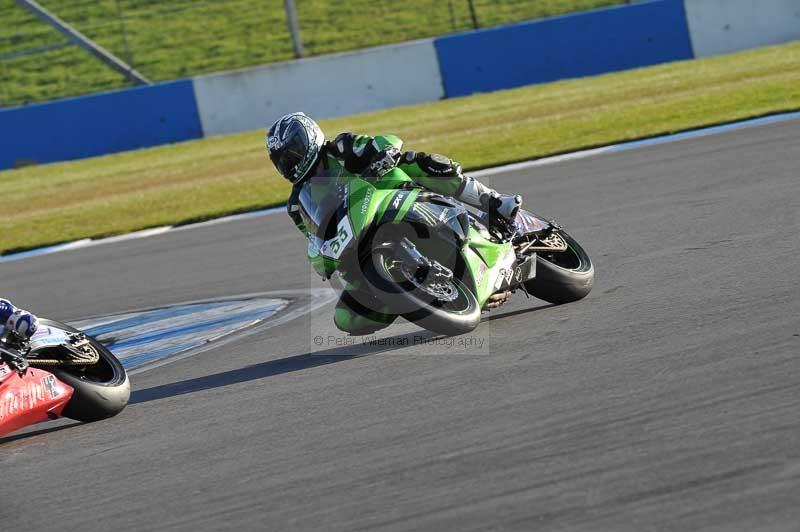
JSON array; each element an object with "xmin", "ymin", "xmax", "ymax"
[
  {"xmin": 515, "ymin": 210, "xmax": 548, "ymax": 234},
  {"xmin": 296, "ymin": 166, "xmax": 545, "ymax": 309},
  {"xmin": 0, "ymin": 364, "xmax": 74, "ymax": 437},
  {"xmin": 28, "ymin": 322, "xmax": 74, "ymax": 353}
]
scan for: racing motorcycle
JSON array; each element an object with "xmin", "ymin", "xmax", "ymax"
[
  {"xmin": 299, "ymin": 168, "xmax": 594, "ymax": 336},
  {"xmin": 0, "ymin": 319, "xmax": 129, "ymax": 437}
]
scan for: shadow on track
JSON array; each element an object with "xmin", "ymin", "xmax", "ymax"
[
  {"xmin": 129, "ymin": 303, "xmax": 554, "ymax": 405},
  {"xmin": 485, "ymin": 303, "xmax": 554, "ymax": 321},
  {"xmin": 130, "ymin": 330, "xmax": 440, "ymax": 405},
  {"xmin": 0, "ymin": 421, "xmax": 84, "ymax": 445}
]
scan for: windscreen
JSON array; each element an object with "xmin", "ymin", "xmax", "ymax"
[{"xmin": 296, "ymin": 176, "xmax": 348, "ymax": 240}]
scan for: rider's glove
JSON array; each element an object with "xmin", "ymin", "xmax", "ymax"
[
  {"xmin": 0, "ymin": 298, "xmax": 15, "ymax": 325},
  {"xmin": 365, "ymin": 146, "xmax": 401, "ymax": 178}
]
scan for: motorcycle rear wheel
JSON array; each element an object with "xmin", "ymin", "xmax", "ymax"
[{"xmin": 40, "ymin": 320, "xmax": 130, "ymax": 423}]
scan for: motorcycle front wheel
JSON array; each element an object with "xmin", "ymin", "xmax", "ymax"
[{"xmin": 362, "ymin": 250, "xmax": 481, "ymax": 337}]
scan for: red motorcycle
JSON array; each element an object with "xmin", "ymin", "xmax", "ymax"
[{"xmin": 0, "ymin": 319, "xmax": 130, "ymax": 438}]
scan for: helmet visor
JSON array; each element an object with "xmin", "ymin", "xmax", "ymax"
[{"xmin": 270, "ymin": 126, "xmax": 310, "ymax": 182}]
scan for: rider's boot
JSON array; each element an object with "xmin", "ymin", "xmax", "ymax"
[{"xmin": 456, "ymin": 176, "xmax": 523, "ymax": 238}]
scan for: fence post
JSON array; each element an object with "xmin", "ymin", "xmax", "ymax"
[
  {"xmin": 283, "ymin": 0, "xmax": 305, "ymax": 58},
  {"xmin": 0, "ymin": 60, "xmax": 8, "ymax": 106},
  {"xmin": 467, "ymin": 0, "xmax": 479, "ymax": 29},
  {"xmin": 113, "ymin": 0, "xmax": 134, "ymax": 68}
]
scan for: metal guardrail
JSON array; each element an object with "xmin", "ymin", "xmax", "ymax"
[{"xmin": 16, "ymin": 0, "xmax": 149, "ymax": 84}]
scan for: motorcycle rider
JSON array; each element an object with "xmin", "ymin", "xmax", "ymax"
[
  {"xmin": 266, "ymin": 112, "xmax": 523, "ymax": 335},
  {"xmin": 0, "ymin": 298, "xmax": 39, "ymax": 348}
]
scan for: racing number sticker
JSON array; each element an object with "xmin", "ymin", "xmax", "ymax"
[
  {"xmin": 42, "ymin": 375, "xmax": 60, "ymax": 399},
  {"xmin": 321, "ymin": 216, "xmax": 353, "ymax": 260}
]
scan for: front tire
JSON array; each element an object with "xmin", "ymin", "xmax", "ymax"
[
  {"xmin": 362, "ymin": 251, "xmax": 481, "ymax": 336},
  {"xmin": 40, "ymin": 319, "xmax": 130, "ymax": 423},
  {"xmin": 524, "ymin": 231, "xmax": 594, "ymax": 304}
]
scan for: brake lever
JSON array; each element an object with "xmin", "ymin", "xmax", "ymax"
[{"xmin": 488, "ymin": 216, "xmax": 518, "ymax": 242}]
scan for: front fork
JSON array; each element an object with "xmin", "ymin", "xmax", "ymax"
[{"xmin": 375, "ymin": 238, "xmax": 460, "ymax": 302}]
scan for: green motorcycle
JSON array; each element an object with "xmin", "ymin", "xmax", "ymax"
[{"xmin": 298, "ymin": 168, "xmax": 594, "ymax": 336}]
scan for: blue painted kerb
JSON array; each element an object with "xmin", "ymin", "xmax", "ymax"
[
  {"xmin": 433, "ymin": 0, "xmax": 695, "ymax": 98},
  {"xmin": 0, "ymin": 79, "xmax": 202, "ymax": 169}
]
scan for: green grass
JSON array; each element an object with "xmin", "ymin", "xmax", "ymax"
[
  {"xmin": 0, "ymin": 0, "xmax": 624, "ymax": 106},
  {"xmin": 1, "ymin": 40, "xmax": 799, "ymax": 255}
]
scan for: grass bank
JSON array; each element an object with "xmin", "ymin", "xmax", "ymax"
[{"xmin": 1, "ymin": 40, "xmax": 799, "ymax": 255}]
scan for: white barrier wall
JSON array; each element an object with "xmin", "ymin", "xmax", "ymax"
[
  {"xmin": 685, "ymin": 0, "xmax": 800, "ymax": 57},
  {"xmin": 193, "ymin": 39, "xmax": 444, "ymax": 137},
  {"xmin": 192, "ymin": 1, "xmax": 800, "ymax": 138}
]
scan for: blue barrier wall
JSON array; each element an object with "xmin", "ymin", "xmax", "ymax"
[
  {"xmin": 434, "ymin": 0, "xmax": 694, "ymax": 98},
  {"xmin": 0, "ymin": 80, "xmax": 202, "ymax": 170}
]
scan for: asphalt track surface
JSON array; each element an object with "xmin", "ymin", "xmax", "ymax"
[{"xmin": 2, "ymin": 119, "xmax": 799, "ymax": 531}]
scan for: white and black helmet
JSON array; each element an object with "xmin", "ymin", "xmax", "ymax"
[{"xmin": 266, "ymin": 112, "xmax": 324, "ymax": 184}]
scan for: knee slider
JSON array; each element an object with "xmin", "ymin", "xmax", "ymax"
[{"xmin": 334, "ymin": 307, "xmax": 391, "ymax": 335}]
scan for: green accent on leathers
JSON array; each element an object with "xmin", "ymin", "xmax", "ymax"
[
  {"xmin": 313, "ymin": 133, "xmax": 464, "ymax": 209},
  {"xmin": 401, "ymin": 162, "xmax": 462, "ymax": 196}
]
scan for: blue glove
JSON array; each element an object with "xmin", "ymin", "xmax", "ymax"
[{"xmin": 0, "ymin": 298, "xmax": 16, "ymax": 324}]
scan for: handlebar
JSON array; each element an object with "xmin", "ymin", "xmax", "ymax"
[{"xmin": 0, "ymin": 330, "xmax": 29, "ymax": 374}]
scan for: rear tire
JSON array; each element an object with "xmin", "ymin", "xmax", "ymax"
[
  {"xmin": 524, "ymin": 231, "xmax": 594, "ymax": 304},
  {"xmin": 40, "ymin": 320, "xmax": 130, "ymax": 423}
]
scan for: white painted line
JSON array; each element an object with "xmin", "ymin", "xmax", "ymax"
[
  {"xmin": 601, "ymin": 111, "xmax": 800, "ymax": 153},
  {"xmin": 2, "ymin": 110, "xmax": 798, "ymax": 265},
  {"xmin": 0, "ymin": 208, "xmax": 283, "ymax": 264},
  {"xmin": 168, "ymin": 206, "xmax": 284, "ymax": 234},
  {"xmin": 0, "ymin": 239, "xmax": 92, "ymax": 264},
  {"xmin": 88, "ymin": 226, "xmax": 174, "ymax": 245},
  {"xmin": 472, "ymin": 147, "xmax": 613, "ymax": 178},
  {"xmin": 473, "ymin": 110, "xmax": 800, "ymax": 178}
]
